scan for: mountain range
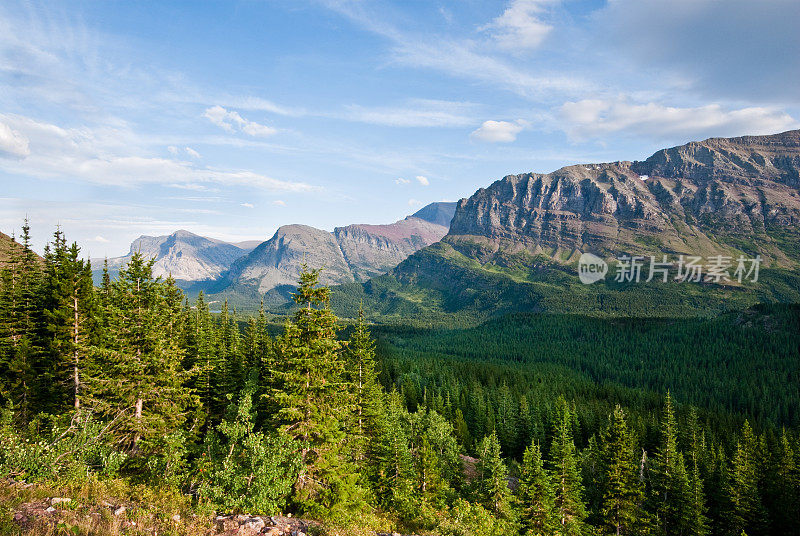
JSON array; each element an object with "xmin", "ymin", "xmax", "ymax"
[
  {"xmin": 331, "ymin": 130, "xmax": 800, "ymax": 324},
  {"xmin": 93, "ymin": 202, "xmax": 457, "ymax": 302}
]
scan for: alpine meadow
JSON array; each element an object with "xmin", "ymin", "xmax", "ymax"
[{"xmin": 1, "ymin": 2, "xmax": 800, "ymax": 536}]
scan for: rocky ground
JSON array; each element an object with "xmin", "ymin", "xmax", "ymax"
[{"xmin": 2, "ymin": 479, "xmax": 418, "ymax": 536}]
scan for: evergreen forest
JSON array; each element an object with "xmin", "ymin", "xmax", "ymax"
[{"xmin": 1, "ymin": 224, "xmax": 799, "ymax": 536}]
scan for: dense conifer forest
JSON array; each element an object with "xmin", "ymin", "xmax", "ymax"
[{"xmin": 1, "ymin": 224, "xmax": 799, "ymax": 535}]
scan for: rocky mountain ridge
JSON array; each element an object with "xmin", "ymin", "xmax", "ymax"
[
  {"xmin": 445, "ymin": 129, "xmax": 800, "ymax": 265},
  {"xmin": 333, "ymin": 130, "xmax": 800, "ymax": 324},
  {"xmin": 96, "ymin": 230, "xmax": 253, "ymax": 285},
  {"xmin": 214, "ymin": 202, "xmax": 456, "ymax": 301}
]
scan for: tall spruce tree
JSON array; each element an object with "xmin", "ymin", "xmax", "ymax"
[
  {"xmin": 550, "ymin": 396, "xmax": 588, "ymax": 536},
  {"xmin": 269, "ymin": 266, "xmax": 365, "ymax": 516},
  {"xmin": 343, "ymin": 306, "xmax": 381, "ymax": 464},
  {"xmin": 727, "ymin": 421, "xmax": 767, "ymax": 536},
  {"xmin": 652, "ymin": 392, "xmax": 684, "ymax": 536},
  {"xmin": 518, "ymin": 438, "xmax": 559, "ymax": 535},
  {"xmin": 476, "ymin": 429, "xmax": 510, "ymax": 516},
  {"xmin": 89, "ymin": 253, "xmax": 195, "ymax": 448},
  {"xmin": 41, "ymin": 232, "xmax": 95, "ymax": 412},
  {"xmin": 599, "ymin": 405, "xmax": 646, "ymax": 536}
]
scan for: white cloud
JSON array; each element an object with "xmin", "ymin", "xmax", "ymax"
[
  {"xmin": 395, "ymin": 177, "xmax": 410, "ymax": 185},
  {"xmin": 89, "ymin": 235, "xmax": 109, "ymax": 243},
  {"xmin": 408, "ymin": 198, "xmax": 423, "ymax": 206},
  {"xmin": 0, "ymin": 121, "xmax": 30, "ymax": 158},
  {"xmin": 481, "ymin": 0, "xmax": 558, "ymax": 52},
  {"xmin": 470, "ymin": 119, "xmax": 528, "ymax": 143},
  {"xmin": 415, "ymin": 175, "xmax": 429, "ymax": 186},
  {"xmin": 167, "ymin": 145, "xmax": 179, "ymax": 155},
  {"xmin": 185, "ymin": 147, "xmax": 201, "ymax": 158},
  {"xmin": 204, "ymin": 105, "xmax": 277, "ymax": 137},
  {"xmin": 0, "ymin": 113, "xmax": 314, "ymax": 192},
  {"xmin": 559, "ymin": 98, "xmax": 799, "ymax": 141},
  {"xmin": 240, "ymin": 202, "xmax": 254, "ymax": 208},
  {"xmin": 272, "ymin": 200, "xmax": 286, "ymax": 206}
]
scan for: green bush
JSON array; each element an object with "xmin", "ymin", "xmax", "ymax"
[{"xmin": 197, "ymin": 384, "xmax": 302, "ymax": 514}]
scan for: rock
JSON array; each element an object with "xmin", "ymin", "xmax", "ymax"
[
  {"xmin": 263, "ymin": 528, "xmax": 282, "ymax": 536},
  {"xmin": 45, "ymin": 507, "xmax": 56, "ymax": 513},
  {"xmin": 114, "ymin": 506, "xmax": 126, "ymax": 516},
  {"xmin": 172, "ymin": 514, "xmax": 181, "ymax": 522},
  {"xmin": 239, "ymin": 516, "xmax": 265, "ymax": 531},
  {"xmin": 445, "ymin": 129, "xmax": 800, "ymax": 265},
  {"xmin": 12, "ymin": 512, "xmax": 26, "ymax": 522},
  {"xmin": 50, "ymin": 497, "xmax": 72, "ymax": 505}
]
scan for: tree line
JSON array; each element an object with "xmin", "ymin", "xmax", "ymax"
[{"xmin": 0, "ymin": 223, "xmax": 798, "ymax": 535}]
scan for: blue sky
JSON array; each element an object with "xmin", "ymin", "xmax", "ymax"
[{"xmin": 1, "ymin": 0, "xmax": 798, "ymax": 256}]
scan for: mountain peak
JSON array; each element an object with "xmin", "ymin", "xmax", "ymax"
[{"xmin": 410, "ymin": 201, "xmax": 458, "ymax": 227}]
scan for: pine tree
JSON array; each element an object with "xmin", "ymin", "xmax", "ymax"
[
  {"xmin": 343, "ymin": 306, "xmax": 382, "ymax": 463},
  {"xmin": 727, "ymin": 421, "xmax": 767, "ymax": 536},
  {"xmin": 769, "ymin": 429, "xmax": 799, "ymax": 534},
  {"xmin": 40, "ymin": 233, "xmax": 95, "ymax": 411},
  {"xmin": 652, "ymin": 392, "xmax": 685, "ymax": 536},
  {"xmin": 550, "ymin": 396, "xmax": 588, "ymax": 536},
  {"xmin": 686, "ymin": 409, "xmax": 710, "ymax": 536},
  {"xmin": 269, "ymin": 266, "xmax": 364, "ymax": 516},
  {"xmin": 88, "ymin": 253, "xmax": 195, "ymax": 448},
  {"xmin": 0, "ymin": 220, "xmax": 42, "ymax": 422},
  {"xmin": 476, "ymin": 429, "xmax": 510, "ymax": 516},
  {"xmin": 518, "ymin": 438, "xmax": 559, "ymax": 536},
  {"xmin": 371, "ymin": 390, "xmax": 415, "ymax": 515},
  {"xmin": 599, "ymin": 405, "xmax": 646, "ymax": 536}
]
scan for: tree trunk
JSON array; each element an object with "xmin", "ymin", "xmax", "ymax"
[{"xmin": 73, "ymin": 294, "xmax": 80, "ymax": 410}]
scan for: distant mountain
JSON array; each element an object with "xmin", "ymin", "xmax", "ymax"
[
  {"xmin": 335, "ymin": 130, "xmax": 800, "ymax": 324},
  {"xmin": 213, "ymin": 201, "xmax": 456, "ymax": 304},
  {"xmin": 95, "ymin": 230, "xmax": 253, "ymax": 287}
]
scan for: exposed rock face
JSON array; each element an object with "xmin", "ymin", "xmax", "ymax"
[
  {"xmin": 218, "ymin": 202, "xmax": 455, "ymax": 298},
  {"xmin": 335, "ymin": 215, "xmax": 454, "ymax": 280},
  {"xmin": 101, "ymin": 230, "xmax": 251, "ymax": 283},
  {"xmin": 446, "ymin": 130, "xmax": 800, "ymax": 265},
  {"xmin": 223, "ymin": 224, "xmax": 354, "ymax": 295}
]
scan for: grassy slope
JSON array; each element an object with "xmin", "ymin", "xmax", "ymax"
[{"xmin": 329, "ymin": 241, "xmax": 800, "ymax": 327}]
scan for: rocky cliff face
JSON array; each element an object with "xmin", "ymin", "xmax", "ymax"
[
  {"xmin": 223, "ymin": 224, "xmax": 354, "ymax": 295},
  {"xmin": 446, "ymin": 130, "xmax": 800, "ymax": 265},
  {"xmin": 217, "ymin": 202, "xmax": 456, "ymax": 299},
  {"xmin": 100, "ymin": 230, "xmax": 251, "ymax": 283}
]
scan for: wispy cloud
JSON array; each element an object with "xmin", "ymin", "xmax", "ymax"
[
  {"xmin": 415, "ymin": 175, "xmax": 429, "ymax": 186},
  {"xmin": 0, "ymin": 113, "xmax": 314, "ymax": 192},
  {"xmin": 321, "ymin": 1, "xmax": 588, "ymax": 99},
  {"xmin": 559, "ymin": 98, "xmax": 799, "ymax": 141},
  {"xmin": 240, "ymin": 202, "xmax": 254, "ymax": 208},
  {"xmin": 395, "ymin": 177, "xmax": 410, "ymax": 185},
  {"xmin": 204, "ymin": 105, "xmax": 277, "ymax": 137},
  {"xmin": 0, "ymin": 120, "xmax": 30, "ymax": 158},
  {"xmin": 341, "ymin": 99, "xmax": 477, "ymax": 127},
  {"xmin": 480, "ymin": 0, "xmax": 559, "ymax": 52},
  {"xmin": 470, "ymin": 119, "xmax": 529, "ymax": 143}
]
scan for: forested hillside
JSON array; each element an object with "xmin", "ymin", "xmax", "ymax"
[{"xmin": 1, "ymin": 224, "xmax": 798, "ymax": 535}]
